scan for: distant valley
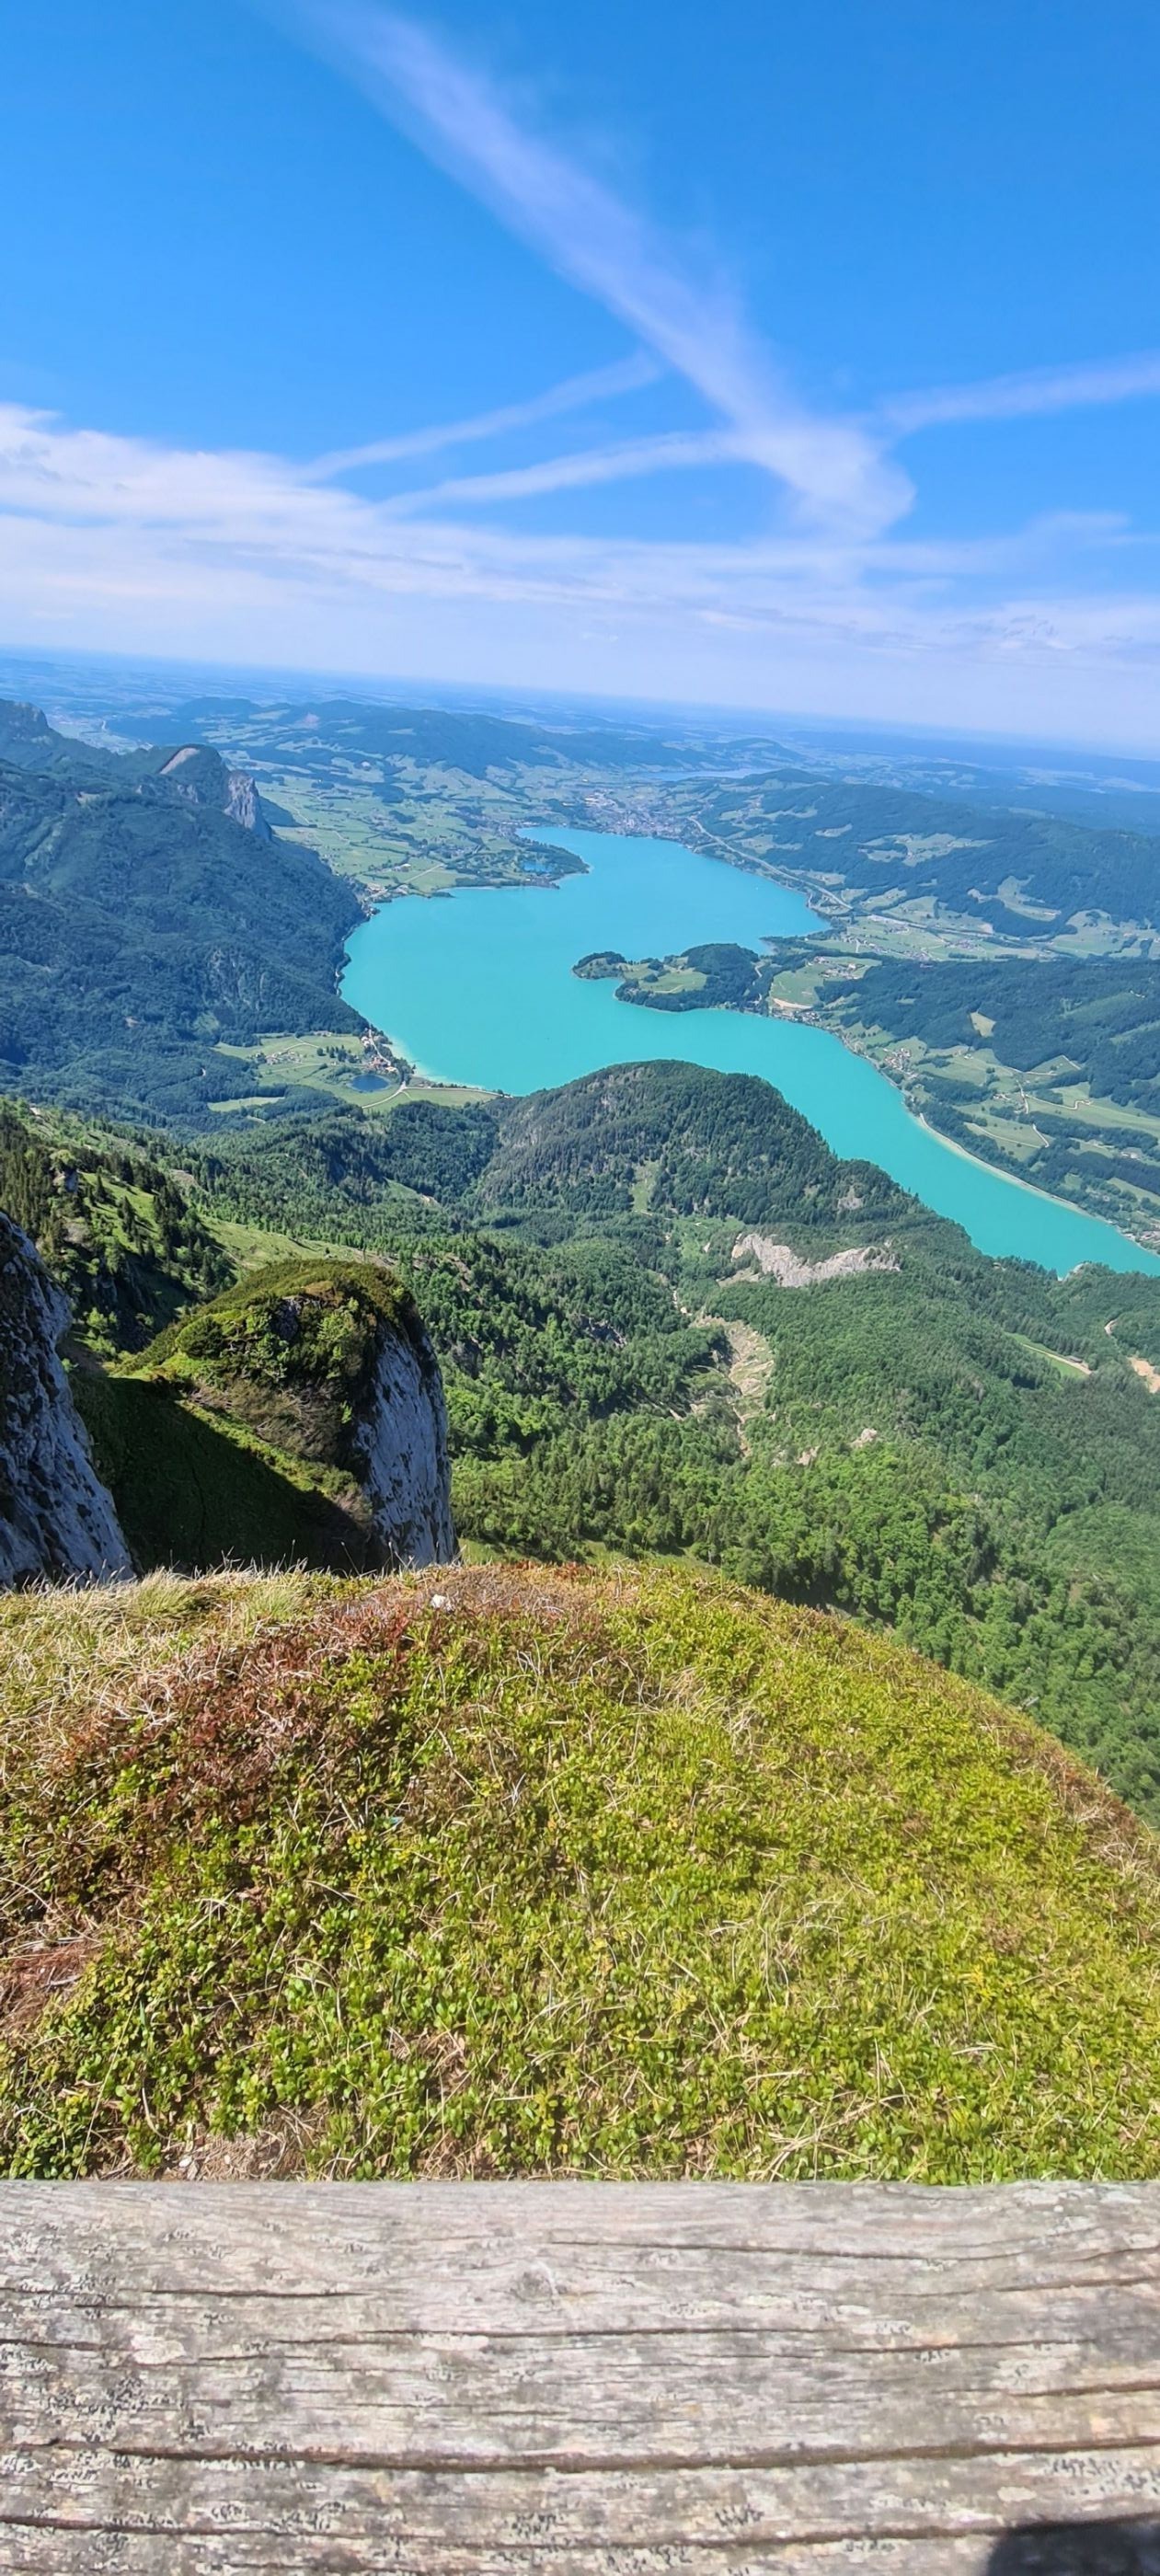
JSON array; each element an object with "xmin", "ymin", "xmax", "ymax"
[{"xmin": 6, "ymin": 677, "xmax": 1159, "ymax": 1257}]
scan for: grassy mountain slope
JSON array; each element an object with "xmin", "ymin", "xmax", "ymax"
[
  {"xmin": 79, "ymin": 1258, "xmax": 419, "ymax": 1574},
  {"xmin": 3, "ymin": 1561, "xmax": 1157, "ymax": 2182}
]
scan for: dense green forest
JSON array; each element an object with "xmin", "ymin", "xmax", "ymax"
[
  {"xmin": 819, "ymin": 953, "xmax": 1160, "ymax": 1113},
  {"xmin": 474, "ymin": 1063, "xmax": 910, "ymax": 1232},
  {"xmin": 184, "ymin": 1064, "xmax": 913, "ymax": 1241}
]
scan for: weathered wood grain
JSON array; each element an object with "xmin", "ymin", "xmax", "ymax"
[{"xmin": 0, "ymin": 2184, "xmax": 1157, "ymax": 2570}]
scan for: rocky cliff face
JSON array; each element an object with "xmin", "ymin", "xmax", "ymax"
[
  {"xmin": 351, "ymin": 1305, "xmax": 455, "ymax": 1569},
  {"xmin": 222, "ymin": 767, "xmax": 272, "ymax": 837},
  {"xmin": 0, "ymin": 1213, "xmax": 131, "ymax": 1586},
  {"xmin": 112, "ymin": 1259, "xmax": 455, "ymax": 1574},
  {"xmin": 155, "ymin": 744, "xmax": 271, "ymax": 836}
]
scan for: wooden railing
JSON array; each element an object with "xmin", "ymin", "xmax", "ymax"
[{"xmin": 2, "ymin": 2181, "xmax": 1158, "ymax": 2570}]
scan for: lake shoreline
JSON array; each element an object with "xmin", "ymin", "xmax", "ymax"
[{"xmin": 341, "ymin": 825, "xmax": 1160, "ymax": 1278}]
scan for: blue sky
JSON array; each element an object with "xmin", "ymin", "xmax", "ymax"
[{"xmin": 3, "ymin": 0, "xmax": 1160, "ymax": 740}]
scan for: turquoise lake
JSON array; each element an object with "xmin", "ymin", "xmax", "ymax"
[{"xmin": 340, "ymin": 825, "xmax": 1160, "ymax": 1277}]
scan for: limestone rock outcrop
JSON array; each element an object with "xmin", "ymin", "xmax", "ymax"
[
  {"xmin": 0, "ymin": 1212, "xmax": 131, "ymax": 1586},
  {"xmin": 126, "ymin": 1259, "xmax": 455, "ymax": 1573},
  {"xmin": 155, "ymin": 743, "xmax": 272, "ymax": 836},
  {"xmin": 350, "ymin": 1305, "xmax": 455, "ymax": 1569}
]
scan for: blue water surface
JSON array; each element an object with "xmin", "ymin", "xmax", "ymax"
[{"xmin": 340, "ymin": 826, "xmax": 1160, "ymax": 1277}]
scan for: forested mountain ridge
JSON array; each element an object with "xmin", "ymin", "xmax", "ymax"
[
  {"xmin": 107, "ymin": 693, "xmax": 712, "ymax": 778},
  {"xmin": 0, "ymin": 696, "xmax": 271, "ymax": 826},
  {"xmin": 188, "ymin": 1064, "xmax": 913, "ymax": 1244},
  {"xmin": 471, "ymin": 1064, "xmax": 910, "ymax": 1231},
  {"xmin": 818, "ymin": 952, "xmax": 1160, "ymax": 1114},
  {"xmin": 0, "ymin": 719, "xmax": 363, "ymax": 1124},
  {"xmin": 668, "ymin": 770, "xmax": 1160, "ymax": 938}
]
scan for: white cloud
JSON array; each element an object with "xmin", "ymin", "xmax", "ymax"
[
  {"xmin": 8, "ymin": 6, "xmax": 1160, "ymax": 747},
  {"xmin": 884, "ymin": 351, "xmax": 1160, "ymax": 436},
  {"xmin": 6, "ymin": 400, "xmax": 1160, "ymax": 746},
  {"xmin": 305, "ymin": 351, "xmax": 660, "ymax": 478},
  {"xmin": 381, "ymin": 429, "xmax": 733, "ymax": 513},
  {"xmin": 258, "ymin": 7, "xmax": 1160, "ymax": 558},
  {"xmin": 267, "ymin": 0, "xmax": 911, "ymax": 538}
]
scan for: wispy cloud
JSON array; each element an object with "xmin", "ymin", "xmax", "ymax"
[
  {"xmin": 305, "ymin": 351, "xmax": 660, "ymax": 478},
  {"xmin": 261, "ymin": 5, "xmax": 1160, "ymax": 546},
  {"xmin": 884, "ymin": 351, "xmax": 1160, "ymax": 436},
  {"xmin": 6, "ymin": 398, "xmax": 1160, "ymax": 730},
  {"xmin": 266, "ymin": 0, "xmax": 911, "ymax": 537},
  {"xmin": 382, "ymin": 428, "xmax": 733, "ymax": 514}
]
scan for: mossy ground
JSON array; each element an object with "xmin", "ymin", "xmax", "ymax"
[
  {"xmin": 2, "ymin": 1564, "xmax": 1157, "ymax": 2181},
  {"xmin": 143, "ymin": 1256, "xmax": 408, "ymax": 1432}
]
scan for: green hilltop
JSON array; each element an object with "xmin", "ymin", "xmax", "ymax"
[{"xmin": 3, "ymin": 1560, "xmax": 1158, "ymax": 2182}]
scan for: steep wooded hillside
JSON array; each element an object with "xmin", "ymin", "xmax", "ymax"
[
  {"xmin": 0, "ymin": 1099, "xmax": 230, "ymax": 1353},
  {"xmin": 0, "ymin": 712, "xmax": 362, "ymax": 1123}
]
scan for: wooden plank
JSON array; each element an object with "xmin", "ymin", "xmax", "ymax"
[{"xmin": 0, "ymin": 2185, "xmax": 1157, "ymax": 2570}]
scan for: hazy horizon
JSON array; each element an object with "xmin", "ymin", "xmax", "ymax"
[{"xmin": 10, "ymin": 638, "xmax": 1160, "ymax": 788}]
